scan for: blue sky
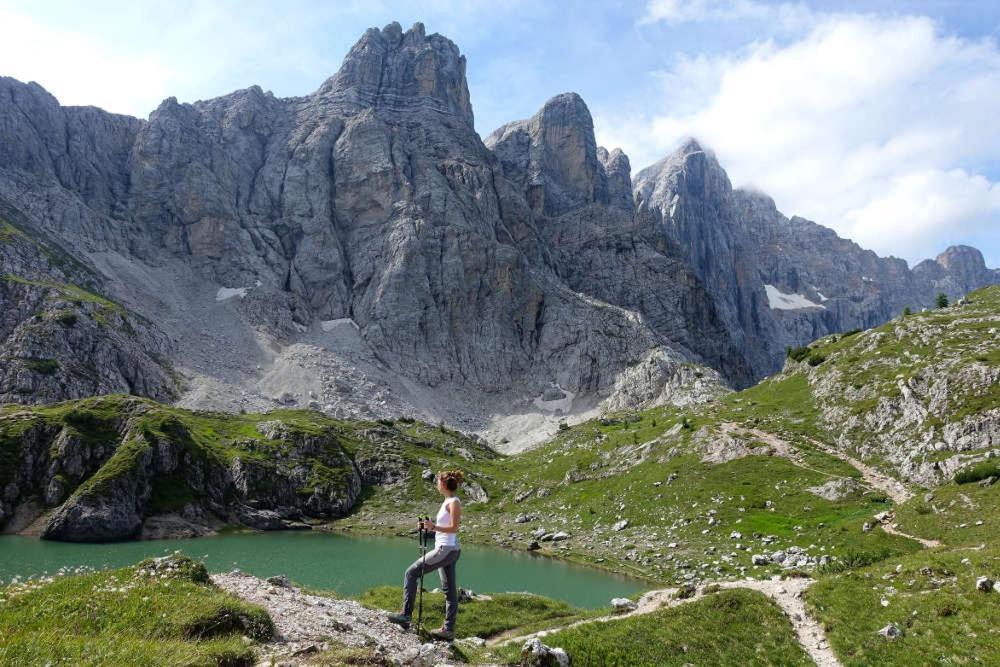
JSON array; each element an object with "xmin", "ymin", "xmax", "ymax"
[{"xmin": 1, "ymin": 0, "xmax": 997, "ymax": 266}]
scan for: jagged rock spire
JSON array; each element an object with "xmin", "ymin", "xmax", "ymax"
[
  {"xmin": 486, "ymin": 92, "xmax": 632, "ymax": 216},
  {"xmin": 321, "ymin": 21, "xmax": 474, "ymax": 126}
]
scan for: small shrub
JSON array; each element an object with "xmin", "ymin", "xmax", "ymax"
[
  {"xmin": 806, "ymin": 351, "xmax": 827, "ymax": 366},
  {"xmin": 935, "ymin": 293, "xmax": 949, "ymax": 308},
  {"xmin": 23, "ymin": 357, "xmax": 59, "ymax": 375},
  {"xmin": 954, "ymin": 461, "xmax": 1000, "ymax": 485},
  {"xmin": 818, "ymin": 547, "xmax": 892, "ymax": 574},
  {"xmin": 902, "ymin": 306, "xmax": 912, "ymax": 317},
  {"xmin": 673, "ymin": 583, "xmax": 697, "ymax": 600},
  {"xmin": 787, "ymin": 345, "xmax": 810, "ymax": 362},
  {"xmin": 558, "ymin": 422, "xmax": 570, "ymax": 431},
  {"xmin": 55, "ymin": 310, "xmax": 78, "ymax": 326},
  {"xmin": 936, "ymin": 603, "xmax": 957, "ymax": 618}
]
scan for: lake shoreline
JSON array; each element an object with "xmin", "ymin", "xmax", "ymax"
[{"xmin": 0, "ymin": 529, "xmax": 649, "ymax": 609}]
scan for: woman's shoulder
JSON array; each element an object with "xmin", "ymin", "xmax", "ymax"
[{"xmin": 446, "ymin": 496, "xmax": 462, "ymax": 507}]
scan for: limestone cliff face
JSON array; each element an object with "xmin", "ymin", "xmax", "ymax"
[
  {"xmin": 0, "ymin": 197, "xmax": 176, "ymax": 404},
  {"xmin": 0, "ymin": 23, "xmax": 727, "ymax": 422},
  {"xmin": 487, "ymin": 99, "xmax": 751, "ymax": 387},
  {"xmin": 634, "ymin": 139, "xmax": 1000, "ymax": 378}
]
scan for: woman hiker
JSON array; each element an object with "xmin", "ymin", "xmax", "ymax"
[{"xmin": 388, "ymin": 470, "xmax": 464, "ymax": 640}]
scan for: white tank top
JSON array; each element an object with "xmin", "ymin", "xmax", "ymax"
[{"xmin": 434, "ymin": 497, "xmax": 459, "ymax": 547}]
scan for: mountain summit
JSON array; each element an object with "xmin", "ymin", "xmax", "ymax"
[{"xmin": 322, "ymin": 21, "xmax": 474, "ymax": 126}]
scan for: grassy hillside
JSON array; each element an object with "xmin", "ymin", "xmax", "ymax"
[
  {"xmin": 489, "ymin": 588, "xmax": 813, "ymax": 666},
  {"xmin": 0, "ymin": 554, "xmax": 271, "ymax": 666},
  {"xmin": 786, "ymin": 286, "xmax": 999, "ymax": 484}
]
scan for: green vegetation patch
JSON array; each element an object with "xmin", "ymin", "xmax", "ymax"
[
  {"xmin": 807, "ymin": 546, "xmax": 1000, "ymax": 666},
  {"xmin": 954, "ymin": 460, "xmax": 1000, "ymax": 485},
  {"xmin": 0, "ymin": 554, "xmax": 272, "ymax": 666},
  {"xmin": 2, "ymin": 274, "xmax": 125, "ymax": 313},
  {"xmin": 0, "ymin": 220, "xmax": 28, "ymax": 244},
  {"xmin": 358, "ymin": 585, "xmax": 600, "ymax": 640},
  {"xmin": 894, "ymin": 480, "xmax": 999, "ymax": 547},
  {"xmin": 491, "ymin": 588, "xmax": 812, "ymax": 666},
  {"xmin": 20, "ymin": 357, "xmax": 60, "ymax": 376}
]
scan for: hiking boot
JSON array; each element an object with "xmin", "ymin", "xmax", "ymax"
[
  {"xmin": 386, "ymin": 612, "xmax": 411, "ymax": 629},
  {"xmin": 429, "ymin": 627, "xmax": 454, "ymax": 641}
]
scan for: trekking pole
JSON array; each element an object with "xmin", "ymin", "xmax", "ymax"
[{"xmin": 417, "ymin": 515, "xmax": 429, "ymax": 634}]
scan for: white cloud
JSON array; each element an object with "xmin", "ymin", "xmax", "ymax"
[
  {"xmin": 598, "ymin": 13, "xmax": 1000, "ymax": 265},
  {"xmin": 639, "ymin": 0, "xmax": 812, "ymax": 28},
  {"xmin": 641, "ymin": 0, "xmax": 764, "ymax": 24},
  {"xmin": 843, "ymin": 169, "xmax": 1000, "ymax": 255},
  {"xmin": 0, "ymin": 8, "xmax": 175, "ymax": 116}
]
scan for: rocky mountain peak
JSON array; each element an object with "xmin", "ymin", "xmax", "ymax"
[
  {"xmin": 936, "ymin": 245, "xmax": 987, "ymax": 273},
  {"xmin": 321, "ymin": 21, "xmax": 473, "ymax": 126},
  {"xmin": 597, "ymin": 147, "xmax": 634, "ymax": 212},
  {"xmin": 912, "ymin": 244, "xmax": 999, "ymax": 296},
  {"xmin": 634, "ymin": 137, "xmax": 732, "ymax": 211},
  {"xmin": 485, "ymin": 92, "xmax": 632, "ymax": 216}
]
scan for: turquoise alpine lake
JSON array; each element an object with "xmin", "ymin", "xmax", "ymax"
[{"xmin": 0, "ymin": 531, "xmax": 646, "ymax": 608}]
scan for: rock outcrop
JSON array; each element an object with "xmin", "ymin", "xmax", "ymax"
[
  {"xmin": 0, "ymin": 197, "xmax": 177, "ymax": 404},
  {"xmin": 487, "ymin": 96, "xmax": 752, "ymax": 389},
  {"xmin": 0, "ymin": 395, "xmax": 497, "ymax": 542}
]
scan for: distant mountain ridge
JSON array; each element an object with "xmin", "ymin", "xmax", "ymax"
[
  {"xmin": 0, "ymin": 21, "xmax": 995, "ymax": 443},
  {"xmin": 634, "ymin": 139, "xmax": 999, "ymax": 377}
]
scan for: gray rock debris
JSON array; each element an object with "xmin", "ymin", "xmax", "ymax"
[
  {"xmin": 521, "ymin": 638, "xmax": 570, "ymax": 667},
  {"xmin": 878, "ymin": 623, "xmax": 903, "ymax": 639}
]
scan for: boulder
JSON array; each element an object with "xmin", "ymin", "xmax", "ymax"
[
  {"xmin": 520, "ymin": 638, "xmax": 570, "ymax": 667},
  {"xmin": 877, "ymin": 623, "xmax": 902, "ymax": 639},
  {"xmin": 610, "ymin": 597, "xmax": 637, "ymax": 611}
]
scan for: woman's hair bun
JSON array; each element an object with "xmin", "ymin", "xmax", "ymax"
[{"xmin": 439, "ymin": 469, "xmax": 464, "ymax": 490}]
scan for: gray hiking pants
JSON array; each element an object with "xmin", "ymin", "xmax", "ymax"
[{"xmin": 402, "ymin": 544, "xmax": 461, "ymax": 630}]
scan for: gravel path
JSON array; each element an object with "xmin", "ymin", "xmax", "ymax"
[
  {"xmin": 490, "ymin": 578, "xmax": 841, "ymax": 667},
  {"xmin": 878, "ymin": 512, "xmax": 942, "ymax": 548},
  {"xmin": 212, "ymin": 570, "xmax": 456, "ymax": 666},
  {"xmin": 801, "ymin": 435, "xmax": 914, "ymax": 505}
]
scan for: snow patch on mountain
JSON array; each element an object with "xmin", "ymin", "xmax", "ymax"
[
  {"xmin": 321, "ymin": 318, "xmax": 360, "ymax": 332},
  {"xmin": 764, "ymin": 284, "xmax": 826, "ymax": 310},
  {"xmin": 216, "ymin": 287, "xmax": 249, "ymax": 301}
]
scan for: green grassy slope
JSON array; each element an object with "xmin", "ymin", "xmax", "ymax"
[
  {"xmin": 491, "ymin": 589, "xmax": 812, "ymax": 666},
  {"xmin": 0, "ymin": 554, "xmax": 272, "ymax": 666}
]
